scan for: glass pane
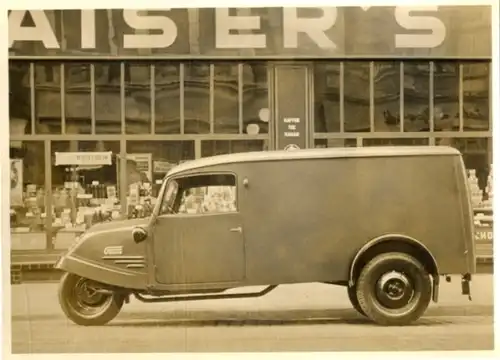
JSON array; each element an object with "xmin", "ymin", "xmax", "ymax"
[
  {"xmin": 313, "ymin": 62, "xmax": 340, "ymax": 133},
  {"xmin": 374, "ymin": 62, "xmax": 400, "ymax": 132},
  {"xmin": 314, "ymin": 139, "xmax": 356, "ymax": 148},
  {"xmin": 184, "ymin": 62, "xmax": 210, "ymax": 134},
  {"xmin": 51, "ymin": 141, "xmax": 120, "ymax": 249},
  {"xmin": 201, "ymin": 140, "xmax": 267, "ymax": 157},
  {"xmin": 433, "ymin": 62, "xmax": 459, "ymax": 131},
  {"xmin": 437, "ymin": 137, "xmax": 491, "ymax": 208},
  {"xmin": 10, "ymin": 141, "xmax": 46, "ymax": 250},
  {"xmin": 243, "ymin": 62, "xmax": 269, "ymax": 135},
  {"xmin": 65, "ymin": 62, "xmax": 91, "ymax": 134},
  {"xmin": 363, "ymin": 138, "xmax": 429, "ymax": 146},
  {"xmin": 125, "ymin": 63, "xmax": 151, "ymax": 134},
  {"xmin": 9, "ymin": 61, "xmax": 32, "ymax": 135},
  {"xmin": 463, "ymin": 63, "xmax": 490, "ymax": 131},
  {"xmin": 155, "ymin": 62, "xmax": 180, "ymax": 134},
  {"xmin": 403, "ymin": 62, "xmax": 430, "ymax": 132},
  {"xmin": 35, "ymin": 62, "xmax": 62, "ymax": 134},
  {"xmin": 214, "ymin": 62, "xmax": 239, "ymax": 134},
  {"xmin": 344, "ymin": 62, "xmax": 370, "ymax": 132},
  {"xmin": 95, "ymin": 62, "xmax": 121, "ymax": 134},
  {"xmin": 126, "ymin": 141, "xmax": 195, "ymax": 218}
]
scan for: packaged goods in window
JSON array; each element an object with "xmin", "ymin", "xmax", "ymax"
[{"xmin": 468, "ymin": 169, "xmax": 483, "ymax": 208}]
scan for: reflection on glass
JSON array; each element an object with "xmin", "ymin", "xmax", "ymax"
[
  {"xmin": 433, "ymin": 62, "xmax": 459, "ymax": 131},
  {"xmin": 201, "ymin": 140, "xmax": 267, "ymax": 157},
  {"xmin": 95, "ymin": 62, "xmax": 121, "ymax": 134},
  {"xmin": 9, "ymin": 62, "xmax": 31, "ymax": 136},
  {"xmin": 243, "ymin": 63, "xmax": 269, "ymax": 134},
  {"xmin": 155, "ymin": 62, "xmax": 181, "ymax": 134},
  {"xmin": 214, "ymin": 62, "xmax": 239, "ymax": 134},
  {"xmin": 65, "ymin": 63, "xmax": 91, "ymax": 134},
  {"xmin": 125, "ymin": 63, "xmax": 151, "ymax": 134},
  {"xmin": 363, "ymin": 138, "xmax": 429, "ymax": 146},
  {"xmin": 374, "ymin": 62, "xmax": 400, "ymax": 132},
  {"xmin": 35, "ymin": 63, "xmax": 61, "ymax": 134},
  {"xmin": 314, "ymin": 139, "xmax": 356, "ymax": 148},
  {"xmin": 184, "ymin": 62, "xmax": 210, "ymax": 134},
  {"xmin": 403, "ymin": 62, "xmax": 430, "ymax": 132},
  {"xmin": 463, "ymin": 63, "xmax": 490, "ymax": 131},
  {"xmin": 313, "ymin": 62, "xmax": 340, "ymax": 133},
  {"xmin": 126, "ymin": 141, "xmax": 195, "ymax": 218},
  {"xmin": 51, "ymin": 141, "xmax": 120, "ymax": 245},
  {"xmin": 344, "ymin": 62, "xmax": 370, "ymax": 132},
  {"xmin": 10, "ymin": 141, "xmax": 46, "ymax": 251}
]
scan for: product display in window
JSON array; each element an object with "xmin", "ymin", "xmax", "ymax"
[{"xmin": 473, "ymin": 164, "xmax": 493, "ymax": 229}]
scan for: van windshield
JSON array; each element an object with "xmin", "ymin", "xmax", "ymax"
[{"xmin": 159, "ymin": 180, "xmax": 179, "ymax": 215}]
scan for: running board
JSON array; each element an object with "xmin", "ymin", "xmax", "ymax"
[{"xmin": 133, "ymin": 285, "xmax": 278, "ymax": 303}]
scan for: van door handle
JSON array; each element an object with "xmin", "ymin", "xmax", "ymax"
[{"xmin": 229, "ymin": 226, "xmax": 243, "ymax": 233}]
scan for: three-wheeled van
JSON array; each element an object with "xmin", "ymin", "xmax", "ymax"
[{"xmin": 55, "ymin": 146, "xmax": 476, "ymax": 326}]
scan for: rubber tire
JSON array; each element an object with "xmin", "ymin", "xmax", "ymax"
[
  {"xmin": 58, "ymin": 272, "xmax": 124, "ymax": 326},
  {"xmin": 347, "ymin": 284, "xmax": 366, "ymax": 316},
  {"xmin": 356, "ymin": 252, "xmax": 432, "ymax": 326}
]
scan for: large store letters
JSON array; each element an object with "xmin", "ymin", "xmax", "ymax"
[{"xmin": 9, "ymin": 7, "xmax": 446, "ymax": 50}]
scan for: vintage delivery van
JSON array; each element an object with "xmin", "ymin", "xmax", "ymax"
[{"xmin": 55, "ymin": 146, "xmax": 476, "ymax": 327}]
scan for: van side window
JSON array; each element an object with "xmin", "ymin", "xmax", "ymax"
[{"xmin": 176, "ymin": 174, "xmax": 237, "ymax": 215}]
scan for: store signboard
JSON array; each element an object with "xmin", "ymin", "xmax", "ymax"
[
  {"xmin": 475, "ymin": 227, "xmax": 493, "ymax": 242},
  {"xmin": 275, "ymin": 65, "xmax": 307, "ymax": 150},
  {"xmin": 55, "ymin": 151, "xmax": 112, "ymax": 166},
  {"xmin": 8, "ymin": 6, "xmax": 491, "ymax": 58}
]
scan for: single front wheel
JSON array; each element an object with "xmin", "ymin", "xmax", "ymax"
[
  {"xmin": 58, "ymin": 273, "xmax": 124, "ymax": 326},
  {"xmin": 356, "ymin": 252, "xmax": 432, "ymax": 326}
]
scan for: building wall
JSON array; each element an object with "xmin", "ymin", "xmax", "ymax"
[{"xmin": 8, "ymin": 6, "xmax": 493, "ymax": 251}]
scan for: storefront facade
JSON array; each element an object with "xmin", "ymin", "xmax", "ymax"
[{"xmin": 9, "ymin": 6, "xmax": 493, "ymax": 251}]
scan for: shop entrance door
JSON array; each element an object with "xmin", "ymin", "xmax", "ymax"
[{"xmin": 272, "ymin": 64, "xmax": 311, "ymax": 150}]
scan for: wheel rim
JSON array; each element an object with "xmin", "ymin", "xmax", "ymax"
[
  {"xmin": 67, "ymin": 278, "xmax": 114, "ymax": 318},
  {"xmin": 374, "ymin": 270, "xmax": 415, "ymax": 310}
]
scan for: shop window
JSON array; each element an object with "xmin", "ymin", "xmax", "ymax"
[
  {"xmin": 201, "ymin": 140, "xmax": 267, "ymax": 157},
  {"xmin": 65, "ymin": 62, "xmax": 92, "ymax": 134},
  {"xmin": 344, "ymin": 62, "xmax": 370, "ymax": 132},
  {"xmin": 363, "ymin": 138, "xmax": 429, "ymax": 147},
  {"xmin": 373, "ymin": 62, "xmax": 401, "ymax": 132},
  {"xmin": 184, "ymin": 62, "xmax": 210, "ymax": 134},
  {"xmin": 313, "ymin": 139, "xmax": 357, "ymax": 148},
  {"xmin": 125, "ymin": 63, "xmax": 152, "ymax": 134},
  {"xmin": 94, "ymin": 62, "xmax": 122, "ymax": 134},
  {"xmin": 313, "ymin": 62, "xmax": 340, "ymax": 133},
  {"xmin": 126, "ymin": 141, "xmax": 195, "ymax": 218},
  {"xmin": 35, "ymin": 62, "xmax": 62, "ymax": 134},
  {"xmin": 463, "ymin": 63, "xmax": 490, "ymax": 131},
  {"xmin": 433, "ymin": 62, "xmax": 459, "ymax": 132},
  {"xmin": 9, "ymin": 61, "xmax": 32, "ymax": 135},
  {"xmin": 154, "ymin": 62, "xmax": 181, "ymax": 134},
  {"xmin": 10, "ymin": 141, "xmax": 46, "ymax": 250},
  {"xmin": 243, "ymin": 63, "xmax": 269, "ymax": 135},
  {"xmin": 50, "ymin": 141, "xmax": 121, "ymax": 248},
  {"xmin": 214, "ymin": 62, "xmax": 239, "ymax": 134},
  {"xmin": 437, "ymin": 137, "xmax": 491, "ymax": 205},
  {"xmin": 403, "ymin": 62, "xmax": 431, "ymax": 132}
]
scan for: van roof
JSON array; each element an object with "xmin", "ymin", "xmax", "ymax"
[{"xmin": 168, "ymin": 146, "xmax": 461, "ymax": 176}]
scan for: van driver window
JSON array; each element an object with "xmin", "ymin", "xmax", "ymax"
[{"xmin": 160, "ymin": 174, "xmax": 237, "ymax": 215}]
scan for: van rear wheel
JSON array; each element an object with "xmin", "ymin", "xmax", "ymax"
[
  {"xmin": 347, "ymin": 284, "xmax": 366, "ymax": 316},
  {"xmin": 58, "ymin": 273, "xmax": 124, "ymax": 326},
  {"xmin": 356, "ymin": 252, "xmax": 432, "ymax": 326}
]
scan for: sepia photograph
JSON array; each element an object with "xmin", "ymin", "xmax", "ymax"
[{"xmin": 5, "ymin": 2, "xmax": 496, "ymax": 355}]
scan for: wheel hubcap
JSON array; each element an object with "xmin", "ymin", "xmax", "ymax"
[
  {"xmin": 70, "ymin": 278, "xmax": 112, "ymax": 316},
  {"xmin": 375, "ymin": 271, "xmax": 414, "ymax": 309}
]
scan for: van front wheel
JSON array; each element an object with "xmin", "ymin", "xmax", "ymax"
[
  {"xmin": 58, "ymin": 273, "xmax": 124, "ymax": 326},
  {"xmin": 347, "ymin": 284, "xmax": 366, "ymax": 316},
  {"xmin": 356, "ymin": 252, "xmax": 432, "ymax": 326}
]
